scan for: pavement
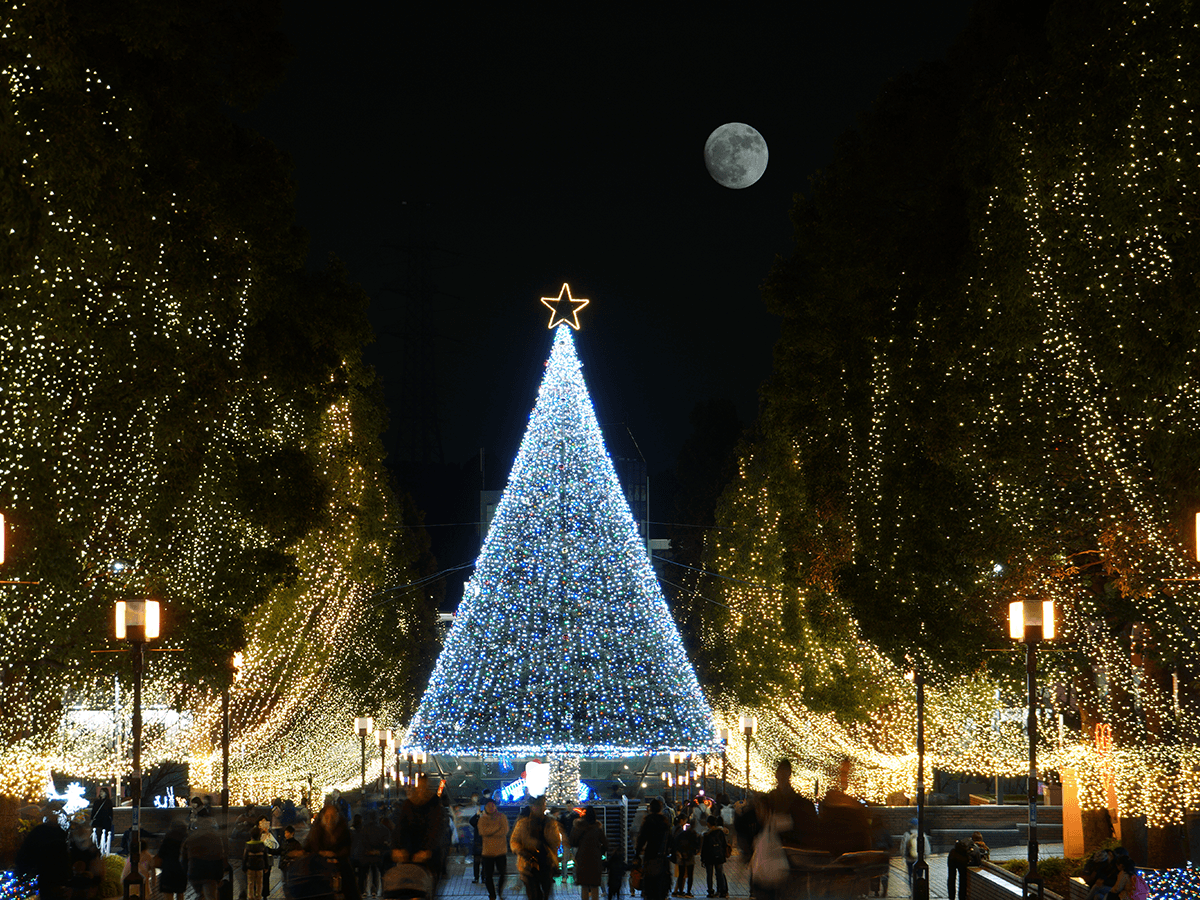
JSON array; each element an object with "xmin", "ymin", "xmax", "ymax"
[
  {"xmin": 223, "ymin": 842, "xmax": 1064, "ymax": 900},
  {"xmin": 416, "ymin": 844, "xmax": 1064, "ymax": 900}
]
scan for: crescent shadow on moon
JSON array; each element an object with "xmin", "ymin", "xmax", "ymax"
[{"xmin": 704, "ymin": 123, "xmax": 768, "ymax": 189}]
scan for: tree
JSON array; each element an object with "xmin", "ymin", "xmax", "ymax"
[
  {"xmin": 405, "ymin": 324, "xmax": 715, "ymax": 756},
  {"xmin": 0, "ymin": 0, "xmax": 434, "ymax": 794},
  {"xmin": 740, "ymin": 0, "xmax": 1200, "ymax": 861}
]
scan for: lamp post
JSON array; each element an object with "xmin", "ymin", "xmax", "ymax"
[
  {"xmin": 909, "ymin": 664, "xmax": 929, "ymax": 900},
  {"xmin": 670, "ymin": 752, "xmax": 685, "ymax": 808},
  {"xmin": 222, "ymin": 651, "xmax": 243, "ymax": 831},
  {"xmin": 719, "ymin": 728, "xmax": 730, "ymax": 798},
  {"xmin": 1010, "ymin": 598, "xmax": 1055, "ymax": 900},
  {"xmin": 413, "ymin": 749, "xmax": 426, "ymax": 778},
  {"xmin": 355, "ymin": 717, "xmax": 373, "ymax": 796},
  {"xmin": 116, "ymin": 599, "xmax": 160, "ymax": 900},
  {"xmin": 740, "ymin": 715, "xmax": 757, "ymax": 799},
  {"xmin": 377, "ymin": 729, "xmax": 392, "ymax": 802},
  {"xmin": 394, "ymin": 743, "xmax": 402, "ymax": 803}
]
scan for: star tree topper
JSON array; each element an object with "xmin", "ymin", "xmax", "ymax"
[{"xmin": 540, "ymin": 282, "xmax": 589, "ymax": 330}]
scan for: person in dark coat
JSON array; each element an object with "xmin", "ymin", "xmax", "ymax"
[
  {"xmin": 183, "ymin": 812, "xmax": 227, "ymax": 900},
  {"xmin": 156, "ymin": 820, "xmax": 189, "ymax": 900},
  {"xmin": 67, "ymin": 817, "xmax": 105, "ymax": 900},
  {"xmin": 570, "ymin": 807, "xmax": 608, "ymax": 900},
  {"xmin": 392, "ymin": 774, "xmax": 446, "ymax": 882},
  {"xmin": 305, "ymin": 803, "xmax": 360, "ymax": 900},
  {"xmin": 635, "ymin": 799, "xmax": 672, "ymax": 900},
  {"xmin": 15, "ymin": 804, "xmax": 70, "ymax": 900},
  {"xmin": 699, "ymin": 817, "xmax": 728, "ymax": 899},
  {"xmin": 90, "ymin": 789, "xmax": 114, "ymax": 850}
]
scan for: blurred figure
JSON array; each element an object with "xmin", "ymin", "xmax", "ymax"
[
  {"xmin": 393, "ymin": 774, "xmax": 445, "ymax": 878},
  {"xmin": 183, "ymin": 812, "xmax": 227, "ymax": 900},
  {"xmin": 68, "ymin": 816, "xmax": 105, "ymax": 900},
  {"xmin": 478, "ymin": 798, "xmax": 511, "ymax": 900},
  {"xmin": 156, "ymin": 820, "xmax": 189, "ymax": 900},
  {"xmin": 899, "ymin": 818, "xmax": 929, "ymax": 889},
  {"xmin": 16, "ymin": 802, "xmax": 70, "ymax": 900},
  {"xmin": 570, "ymin": 807, "xmax": 608, "ymax": 900},
  {"xmin": 670, "ymin": 820, "xmax": 699, "ymax": 898},
  {"xmin": 867, "ymin": 816, "xmax": 890, "ymax": 898},
  {"xmin": 244, "ymin": 826, "xmax": 270, "ymax": 900},
  {"xmin": 699, "ymin": 816, "xmax": 728, "ymax": 899},
  {"xmin": 635, "ymin": 799, "xmax": 672, "ymax": 900},
  {"xmin": 763, "ymin": 759, "xmax": 817, "ymax": 849},
  {"xmin": 511, "ymin": 795, "xmax": 561, "ymax": 900},
  {"xmin": 306, "ymin": 803, "xmax": 359, "ymax": 900}
]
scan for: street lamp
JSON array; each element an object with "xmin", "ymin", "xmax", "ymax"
[
  {"xmin": 719, "ymin": 728, "xmax": 730, "ymax": 798},
  {"xmin": 670, "ymin": 752, "xmax": 685, "ymax": 808},
  {"xmin": 906, "ymin": 664, "xmax": 929, "ymax": 900},
  {"xmin": 115, "ymin": 599, "xmax": 160, "ymax": 900},
  {"xmin": 355, "ymin": 717, "xmax": 373, "ymax": 796},
  {"xmin": 1010, "ymin": 599, "xmax": 1055, "ymax": 900},
  {"xmin": 377, "ymin": 729, "xmax": 393, "ymax": 802},
  {"xmin": 222, "ymin": 651, "xmax": 243, "ymax": 829},
  {"xmin": 413, "ymin": 749, "xmax": 426, "ymax": 777},
  {"xmin": 740, "ymin": 715, "xmax": 757, "ymax": 798}
]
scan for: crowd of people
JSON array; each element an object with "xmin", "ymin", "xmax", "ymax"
[{"xmin": 15, "ymin": 763, "xmax": 1151, "ymax": 900}]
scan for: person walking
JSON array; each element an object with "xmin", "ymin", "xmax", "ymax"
[
  {"xmin": 393, "ymin": 774, "xmax": 446, "ymax": 891},
  {"xmin": 306, "ymin": 803, "xmax": 359, "ymax": 900},
  {"xmin": 570, "ymin": 807, "xmax": 608, "ymax": 900},
  {"xmin": 183, "ymin": 812, "xmax": 227, "ymax": 900},
  {"xmin": 478, "ymin": 798, "xmax": 511, "ymax": 900},
  {"xmin": 670, "ymin": 822, "xmax": 699, "ymax": 898},
  {"xmin": 156, "ymin": 820, "xmax": 189, "ymax": 900},
  {"xmin": 899, "ymin": 818, "xmax": 929, "ymax": 890},
  {"xmin": 511, "ymin": 796, "xmax": 561, "ymax": 900},
  {"xmin": 699, "ymin": 817, "xmax": 727, "ymax": 899},
  {"xmin": 635, "ymin": 799, "xmax": 672, "ymax": 900}
]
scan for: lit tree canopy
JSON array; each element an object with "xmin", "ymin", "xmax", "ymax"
[
  {"xmin": 746, "ymin": 0, "xmax": 1200, "ymax": 737},
  {"xmin": 0, "ymin": 0, "xmax": 436, "ymax": 786},
  {"xmin": 405, "ymin": 323, "xmax": 716, "ymax": 757}
]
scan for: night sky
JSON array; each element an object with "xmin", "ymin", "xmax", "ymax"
[{"xmin": 246, "ymin": 3, "xmax": 976, "ymax": 518}]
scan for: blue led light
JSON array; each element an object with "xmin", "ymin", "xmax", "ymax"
[{"xmin": 404, "ymin": 325, "xmax": 717, "ymax": 756}]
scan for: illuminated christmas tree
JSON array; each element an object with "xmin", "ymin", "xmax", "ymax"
[{"xmin": 405, "ymin": 286, "xmax": 716, "ymax": 759}]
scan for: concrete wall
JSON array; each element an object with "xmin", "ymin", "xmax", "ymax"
[{"xmin": 870, "ymin": 806, "xmax": 1062, "ymax": 853}]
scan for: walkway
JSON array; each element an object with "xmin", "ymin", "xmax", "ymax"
[{"xmin": 398, "ymin": 844, "xmax": 1063, "ymax": 900}]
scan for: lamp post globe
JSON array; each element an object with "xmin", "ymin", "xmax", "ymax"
[
  {"xmin": 116, "ymin": 599, "xmax": 160, "ymax": 900},
  {"xmin": 1009, "ymin": 598, "xmax": 1055, "ymax": 900},
  {"xmin": 740, "ymin": 716, "xmax": 757, "ymax": 798},
  {"xmin": 355, "ymin": 717, "xmax": 373, "ymax": 795}
]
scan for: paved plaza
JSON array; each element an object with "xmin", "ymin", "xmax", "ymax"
[{"xmin": 242, "ymin": 842, "xmax": 1064, "ymax": 900}]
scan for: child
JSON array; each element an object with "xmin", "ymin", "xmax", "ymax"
[{"xmin": 244, "ymin": 827, "xmax": 269, "ymax": 900}]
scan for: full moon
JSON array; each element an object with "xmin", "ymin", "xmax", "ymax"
[{"xmin": 704, "ymin": 123, "xmax": 768, "ymax": 189}]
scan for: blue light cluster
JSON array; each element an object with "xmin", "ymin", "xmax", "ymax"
[
  {"xmin": 0, "ymin": 871, "xmax": 35, "ymax": 900},
  {"xmin": 1145, "ymin": 864, "xmax": 1200, "ymax": 900},
  {"xmin": 405, "ymin": 325, "xmax": 717, "ymax": 756},
  {"xmin": 496, "ymin": 775, "xmax": 600, "ymax": 805}
]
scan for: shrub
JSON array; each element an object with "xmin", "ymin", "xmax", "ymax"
[
  {"xmin": 999, "ymin": 856, "xmax": 1086, "ymax": 899},
  {"xmin": 102, "ymin": 854, "xmax": 125, "ymax": 898}
]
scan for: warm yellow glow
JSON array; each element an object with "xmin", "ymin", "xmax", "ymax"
[
  {"xmin": 376, "ymin": 727, "xmax": 392, "ymax": 748},
  {"xmin": 115, "ymin": 599, "xmax": 160, "ymax": 640},
  {"xmin": 1008, "ymin": 599, "xmax": 1054, "ymax": 641},
  {"xmin": 232, "ymin": 651, "xmax": 244, "ymax": 682},
  {"xmin": 355, "ymin": 716, "xmax": 373, "ymax": 736},
  {"xmin": 539, "ymin": 283, "xmax": 589, "ymax": 330},
  {"xmin": 741, "ymin": 714, "xmax": 758, "ymax": 735}
]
